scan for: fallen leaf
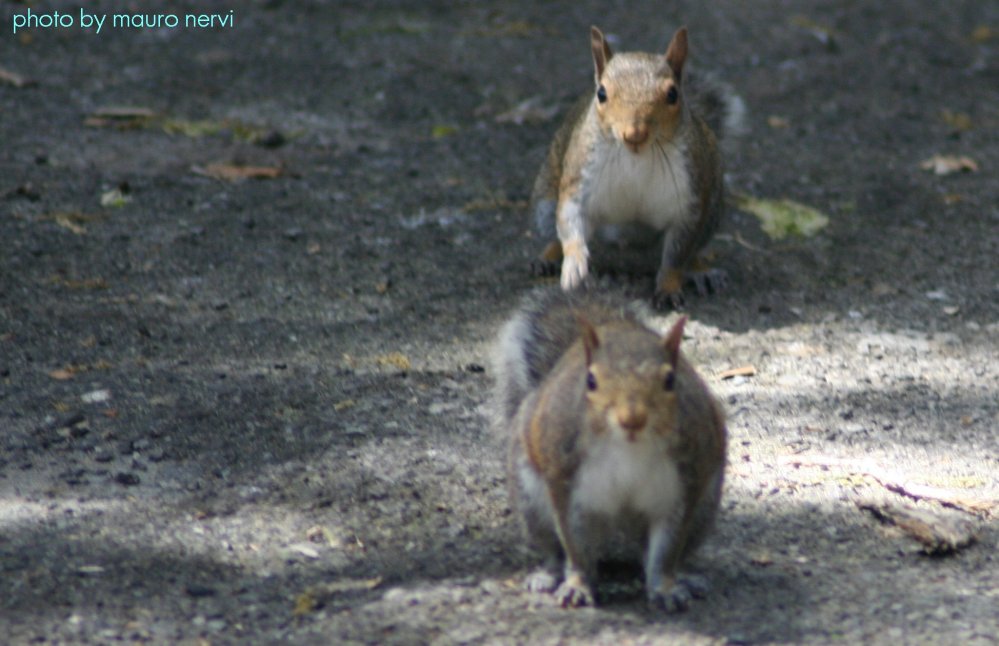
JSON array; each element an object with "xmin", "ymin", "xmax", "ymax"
[
  {"xmin": 81, "ymin": 389, "xmax": 111, "ymax": 404},
  {"xmin": 84, "ymin": 106, "xmax": 158, "ymax": 129},
  {"xmin": 160, "ymin": 118, "xmax": 227, "ymax": 138},
  {"xmin": 0, "ymin": 66, "xmax": 35, "ymax": 88},
  {"xmin": 376, "ymin": 352, "xmax": 411, "ymax": 371},
  {"xmin": 50, "ymin": 276, "xmax": 109, "ymax": 290},
  {"xmin": 940, "ymin": 109, "xmax": 973, "ymax": 132},
  {"xmin": 193, "ymin": 163, "xmax": 283, "ymax": 181},
  {"xmin": 100, "ymin": 188, "xmax": 132, "ymax": 208},
  {"xmin": 292, "ymin": 591, "xmax": 317, "ymax": 617},
  {"xmin": 920, "ymin": 155, "xmax": 978, "ymax": 176},
  {"xmin": 858, "ymin": 501, "xmax": 977, "ymax": 555},
  {"xmin": 971, "ymin": 26, "xmax": 995, "ymax": 43},
  {"xmin": 470, "ymin": 20, "xmax": 545, "ymax": 37},
  {"xmin": 49, "ymin": 368, "xmax": 76, "ymax": 381},
  {"xmin": 431, "ymin": 124, "xmax": 458, "ymax": 138},
  {"xmin": 734, "ymin": 195, "xmax": 829, "ymax": 240},
  {"xmin": 767, "ymin": 115, "xmax": 790, "ymax": 129},
  {"xmin": 719, "ymin": 365, "xmax": 757, "ymax": 380},
  {"xmin": 495, "ymin": 96, "xmax": 560, "ymax": 125},
  {"xmin": 334, "ymin": 399, "xmax": 356, "ymax": 412},
  {"xmin": 55, "ymin": 213, "xmax": 88, "ymax": 235},
  {"xmin": 789, "ymin": 15, "xmax": 839, "ymax": 45}
]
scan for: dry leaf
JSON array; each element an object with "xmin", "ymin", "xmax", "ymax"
[
  {"xmin": 292, "ymin": 591, "xmax": 317, "ymax": 616},
  {"xmin": 100, "ymin": 188, "xmax": 132, "ymax": 208},
  {"xmin": 193, "ymin": 163, "xmax": 283, "ymax": 181},
  {"xmin": 0, "ymin": 66, "xmax": 35, "ymax": 88},
  {"xmin": 55, "ymin": 213, "xmax": 87, "ymax": 235},
  {"xmin": 431, "ymin": 124, "xmax": 458, "ymax": 138},
  {"xmin": 734, "ymin": 195, "xmax": 829, "ymax": 240},
  {"xmin": 971, "ymin": 26, "xmax": 995, "ymax": 43},
  {"xmin": 719, "ymin": 365, "xmax": 757, "ymax": 380},
  {"xmin": 85, "ymin": 106, "xmax": 158, "ymax": 129},
  {"xmin": 920, "ymin": 155, "xmax": 979, "ymax": 176},
  {"xmin": 333, "ymin": 399, "xmax": 356, "ymax": 412},
  {"xmin": 49, "ymin": 368, "xmax": 76, "ymax": 381},
  {"xmin": 767, "ymin": 115, "xmax": 790, "ymax": 129},
  {"xmin": 940, "ymin": 109, "xmax": 972, "ymax": 132},
  {"xmin": 376, "ymin": 353, "xmax": 411, "ymax": 371},
  {"xmin": 858, "ymin": 502, "xmax": 977, "ymax": 555},
  {"xmin": 495, "ymin": 96, "xmax": 560, "ymax": 125}
]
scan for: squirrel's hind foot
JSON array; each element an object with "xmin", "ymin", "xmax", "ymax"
[
  {"xmin": 530, "ymin": 241, "xmax": 563, "ymax": 277},
  {"xmin": 648, "ymin": 574, "xmax": 709, "ymax": 613},
  {"xmin": 687, "ymin": 267, "xmax": 728, "ymax": 296},
  {"xmin": 555, "ymin": 571, "xmax": 594, "ymax": 608}
]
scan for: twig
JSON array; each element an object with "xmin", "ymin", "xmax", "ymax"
[
  {"xmin": 857, "ymin": 501, "xmax": 977, "ymax": 555},
  {"xmin": 778, "ymin": 455, "xmax": 997, "ymax": 517}
]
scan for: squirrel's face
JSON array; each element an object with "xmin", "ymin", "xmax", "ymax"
[
  {"xmin": 594, "ymin": 55, "xmax": 683, "ymax": 154},
  {"xmin": 584, "ymin": 358, "xmax": 679, "ymax": 443},
  {"xmin": 589, "ymin": 26, "xmax": 688, "ymax": 154}
]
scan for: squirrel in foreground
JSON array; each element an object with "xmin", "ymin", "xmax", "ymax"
[
  {"xmin": 530, "ymin": 26, "xmax": 743, "ymax": 309},
  {"xmin": 492, "ymin": 289, "xmax": 727, "ymax": 610}
]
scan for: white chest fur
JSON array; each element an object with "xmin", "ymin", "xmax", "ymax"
[
  {"xmin": 582, "ymin": 138, "xmax": 693, "ymax": 232},
  {"xmin": 571, "ymin": 434, "xmax": 682, "ymax": 523}
]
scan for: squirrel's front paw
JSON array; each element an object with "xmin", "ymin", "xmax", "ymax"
[
  {"xmin": 554, "ymin": 572, "xmax": 593, "ymax": 608},
  {"xmin": 559, "ymin": 241, "xmax": 589, "ymax": 290}
]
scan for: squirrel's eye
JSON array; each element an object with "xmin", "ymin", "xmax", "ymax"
[
  {"xmin": 665, "ymin": 85, "xmax": 679, "ymax": 105},
  {"xmin": 663, "ymin": 370, "xmax": 675, "ymax": 391},
  {"xmin": 596, "ymin": 85, "xmax": 607, "ymax": 104},
  {"xmin": 586, "ymin": 371, "xmax": 598, "ymax": 391}
]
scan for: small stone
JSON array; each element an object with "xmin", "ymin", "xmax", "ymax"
[{"xmin": 114, "ymin": 472, "xmax": 140, "ymax": 486}]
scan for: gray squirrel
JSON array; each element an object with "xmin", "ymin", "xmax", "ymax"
[
  {"xmin": 492, "ymin": 289, "xmax": 727, "ymax": 609},
  {"xmin": 529, "ymin": 26, "xmax": 744, "ymax": 309}
]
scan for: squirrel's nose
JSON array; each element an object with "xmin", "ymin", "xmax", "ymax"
[
  {"xmin": 622, "ymin": 124, "xmax": 649, "ymax": 148},
  {"xmin": 616, "ymin": 401, "xmax": 648, "ymax": 433}
]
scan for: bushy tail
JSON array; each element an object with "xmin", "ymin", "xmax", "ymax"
[
  {"xmin": 686, "ymin": 71, "xmax": 747, "ymax": 141},
  {"xmin": 489, "ymin": 288, "xmax": 639, "ymax": 432}
]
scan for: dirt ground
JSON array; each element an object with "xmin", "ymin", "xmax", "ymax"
[{"xmin": 1, "ymin": 1, "xmax": 998, "ymax": 644}]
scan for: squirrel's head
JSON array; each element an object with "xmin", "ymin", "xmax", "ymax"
[
  {"xmin": 579, "ymin": 316, "xmax": 686, "ymax": 442},
  {"xmin": 590, "ymin": 26, "xmax": 688, "ymax": 154}
]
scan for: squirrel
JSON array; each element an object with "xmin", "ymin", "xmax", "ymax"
[
  {"xmin": 529, "ymin": 26, "xmax": 743, "ymax": 309},
  {"xmin": 491, "ymin": 289, "xmax": 727, "ymax": 610}
]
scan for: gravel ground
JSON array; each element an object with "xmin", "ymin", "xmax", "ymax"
[{"xmin": 1, "ymin": 1, "xmax": 998, "ymax": 644}]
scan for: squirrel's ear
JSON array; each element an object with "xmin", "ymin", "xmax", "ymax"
[
  {"xmin": 578, "ymin": 315, "xmax": 600, "ymax": 365},
  {"xmin": 665, "ymin": 26, "xmax": 688, "ymax": 82},
  {"xmin": 590, "ymin": 26, "xmax": 612, "ymax": 80},
  {"xmin": 662, "ymin": 315, "xmax": 686, "ymax": 367}
]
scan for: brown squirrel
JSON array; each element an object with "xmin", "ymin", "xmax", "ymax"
[
  {"xmin": 529, "ymin": 26, "xmax": 742, "ymax": 309},
  {"xmin": 491, "ymin": 289, "xmax": 727, "ymax": 610}
]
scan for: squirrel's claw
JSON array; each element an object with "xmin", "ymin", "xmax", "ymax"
[
  {"xmin": 555, "ymin": 576, "xmax": 594, "ymax": 608},
  {"xmin": 687, "ymin": 267, "xmax": 728, "ymax": 296},
  {"xmin": 653, "ymin": 289, "xmax": 686, "ymax": 311},
  {"xmin": 649, "ymin": 575, "xmax": 709, "ymax": 613}
]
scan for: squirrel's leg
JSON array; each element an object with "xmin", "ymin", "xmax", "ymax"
[
  {"xmin": 645, "ymin": 519, "xmax": 705, "ymax": 612},
  {"xmin": 548, "ymin": 488, "xmax": 594, "ymax": 607},
  {"xmin": 654, "ymin": 233, "xmax": 726, "ymax": 310},
  {"xmin": 654, "ymin": 228, "xmax": 688, "ymax": 310},
  {"xmin": 644, "ymin": 520, "xmax": 684, "ymax": 611},
  {"xmin": 530, "ymin": 198, "xmax": 563, "ymax": 276},
  {"xmin": 556, "ymin": 200, "xmax": 589, "ymax": 291}
]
